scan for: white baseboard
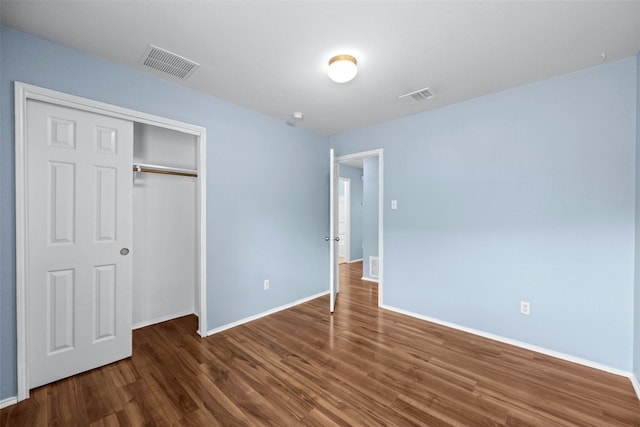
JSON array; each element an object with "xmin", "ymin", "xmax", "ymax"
[
  {"xmin": 132, "ymin": 309, "xmax": 196, "ymax": 330},
  {"xmin": 361, "ymin": 276, "xmax": 379, "ymax": 283},
  {"xmin": 207, "ymin": 291, "xmax": 330, "ymax": 336},
  {"xmin": 381, "ymin": 304, "xmax": 637, "ymax": 386},
  {"xmin": 1, "ymin": 396, "xmax": 18, "ymax": 409}
]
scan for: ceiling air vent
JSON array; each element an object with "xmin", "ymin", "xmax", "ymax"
[
  {"xmin": 398, "ymin": 87, "xmax": 435, "ymax": 104},
  {"xmin": 140, "ymin": 44, "xmax": 199, "ymax": 80}
]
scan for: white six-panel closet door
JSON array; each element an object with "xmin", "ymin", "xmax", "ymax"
[{"xmin": 26, "ymin": 100, "xmax": 133, "ymax": 389}]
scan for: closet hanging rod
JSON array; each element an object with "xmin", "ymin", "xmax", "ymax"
[{"xmin": 133, "ymin": 163, "xmax": 197, "ymax": 178}]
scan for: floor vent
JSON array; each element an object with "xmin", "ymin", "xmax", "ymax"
[
  {"xmin": 140, "ymin": 44, "xmax": 199, "ymax": 80},
  {"xmin": 369, "ymin": 256, "xmax": 379, "ymax": 278},
  {"xmin": 398, "ymin": 87, "xmax": 435, "ymax": 104}
]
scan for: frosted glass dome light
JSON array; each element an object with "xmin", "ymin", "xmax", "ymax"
[{"xmin": 328, "ymin": 55, "xmax": 358, "ymax": 83}]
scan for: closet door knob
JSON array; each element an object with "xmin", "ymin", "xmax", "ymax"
[{"xmin": 120, "ymin": 248, "xmax": 130, "ymax": 256}]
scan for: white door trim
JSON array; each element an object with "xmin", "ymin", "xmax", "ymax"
[
  {"xmin": 14, "ymin": 82, "xmax": 208, "ymax": 401},
  {"xmin": 336, "ymin": 149, "xmax": 384, "ymax": 307},
  {"xmin": 339, "ymin": 177, "xmax": 351, "ymax": 263},
  {"xmin": 329, "ymin": 149, "xmax": 338, "ymax": 312}
]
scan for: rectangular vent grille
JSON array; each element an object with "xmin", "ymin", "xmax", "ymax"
[
  {"xmin": 369, "ymin": 256, "xmax": 379, "ymax": 278},
  {"xmin": 140, "ymin": 44, "xmax": 199, "ymax": 80},
  {"xmin": 399, "ymin": 87, "xmax": 435, "ymax": 104}
]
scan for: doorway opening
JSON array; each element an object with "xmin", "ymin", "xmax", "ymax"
[{"xmin": 331, "ymin": 149, "xmax": 383, "ymax": 311}]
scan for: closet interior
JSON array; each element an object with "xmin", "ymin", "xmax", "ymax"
[{"xmin": 132, "ymin": 123, "xmax": 199, "ymax": 329}]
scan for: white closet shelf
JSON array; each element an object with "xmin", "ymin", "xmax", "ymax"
[{"xmin": 133, "ymin": 163, "xmax": 197, "ymax": 178}]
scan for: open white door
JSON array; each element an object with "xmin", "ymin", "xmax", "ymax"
[
  {"xmin": 328, "ymin": 149, "xmax": 340, "ymax": 313},
  {"xmin": 26, "ymin": 100, "xmax": 133, "ymax": 388}
]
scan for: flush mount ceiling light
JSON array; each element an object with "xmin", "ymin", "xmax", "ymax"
[{"xmin": 328, "ymin": 55, "xmax": 358, "ymax": 83}]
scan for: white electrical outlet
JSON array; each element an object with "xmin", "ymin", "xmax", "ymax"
[
  {"xmin": 264, "ymin": 279, "xmax": 270, "ymax": 290},
  {"xmin": 520, "ymin": 301, "xmax": 531, "ymax": 315}
]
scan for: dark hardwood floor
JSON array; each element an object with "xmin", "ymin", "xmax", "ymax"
[{"xmin": 2, "ymin": 261, "xmax": 640, "ymax": 426}]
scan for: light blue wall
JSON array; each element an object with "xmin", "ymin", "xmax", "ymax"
[
  {"xmin": 331, "ymin": 57, "xmax": 637, "ymax": 370},
  {"xmin": 0, "ymin": 26, "xmax": 329, "ymax": 400},
  {"xmin": 339, "ymin": 165, "xmax": 363, "ymax": 261},
  {"xmin": 362, "ymin": 157, "xmax": 379, "ymax": 279},
  {"xmin": 635, "ymin": 51, "xmax": 640, "ymax": 380}
]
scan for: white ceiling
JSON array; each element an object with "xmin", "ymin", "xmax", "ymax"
[{"xmin": 2, "ymin": 1, "xmax": 640, "ymax": 136}]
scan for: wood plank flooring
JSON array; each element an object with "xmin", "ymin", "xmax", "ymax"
[{"xmin": 2, "ymin": 261, "xmax": 640, "ymax": 426}]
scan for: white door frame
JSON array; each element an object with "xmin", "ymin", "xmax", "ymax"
[
  {"xmin": 14, "ymin": 82, "xmax": 208, "ymax": 401},
  {"xmin": 336, "ymin": 149, "xmax": 383, "ymax": 307},
  {"xmin": 339, "ymin": 177, "xmax": 351, "ymax": 263},
  {"xmin": 329, "ymin": 149, "xmax": 338, "ymax": 312}
]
